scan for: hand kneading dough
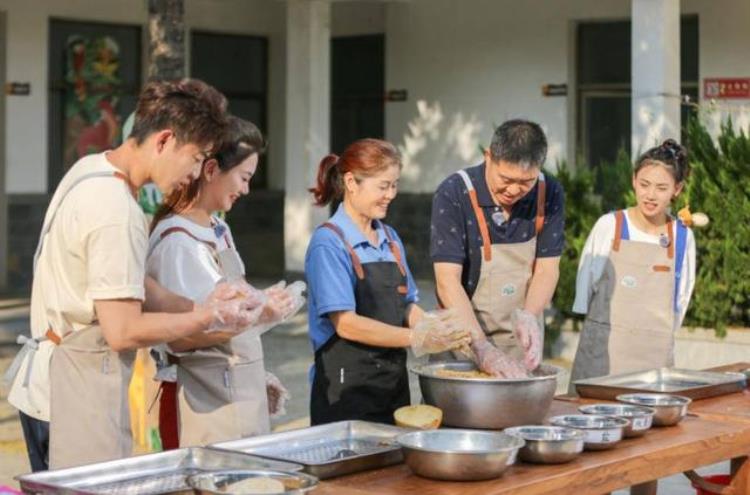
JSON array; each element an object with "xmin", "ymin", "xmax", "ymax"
[{"xmin": 224, "ymin": 476, "xmax": 286, "ymax": 494}]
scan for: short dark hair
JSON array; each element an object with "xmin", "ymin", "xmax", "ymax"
[
  {"xmin": 635, "ymin": 139, "xmax": 690, "ymax": 183},
  {"xmin": 130, "ymin": 78, "xmax": 228, "ymax": 152},
  {"xmin": 489, "ymin": 119, "xmax": 548, "ymax": 169}
]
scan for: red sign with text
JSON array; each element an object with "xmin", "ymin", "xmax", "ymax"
[{"xmin": 704, "ymin": 78, "xmax": 750, "ymax": 99}]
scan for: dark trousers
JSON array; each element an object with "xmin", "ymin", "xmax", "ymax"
[{"xmin": 19, "ymin": 411, "xmax": 49, "ymax": 472}]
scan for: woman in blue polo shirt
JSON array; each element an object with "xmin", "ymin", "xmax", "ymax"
[{"xmin": 305, "ymin": 138, "xmax": 471, "ymax": 425}]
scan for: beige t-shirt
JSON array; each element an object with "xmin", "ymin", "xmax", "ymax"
[{"xmin": 8, "ymin": 152, "xmax": 148, "ymax": 421}]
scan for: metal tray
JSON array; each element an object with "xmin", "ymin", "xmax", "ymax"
[
  {"xmin": 213, "ymin": 420, "xmax": 409, "ymax": 479},
  {"xmin": 575, "ymin": 368, "xmax": 747, "ymax": 400},
  {"xmin": 16, "ymin": 447, "xmax": 302, "ymax": 495}
]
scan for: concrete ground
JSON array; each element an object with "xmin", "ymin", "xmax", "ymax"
[{"xmin": 0, "ymin": 285, "xmax": 733, "ymax": 492}]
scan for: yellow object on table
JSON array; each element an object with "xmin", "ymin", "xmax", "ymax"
[{"xmin": 394, "ymin": 405, "xmax": 443, "ymax": 430}]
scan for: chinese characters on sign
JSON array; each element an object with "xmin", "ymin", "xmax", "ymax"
[{"xmin": 704, "ymin": 78, "xmax": 750, "ymax": 99}]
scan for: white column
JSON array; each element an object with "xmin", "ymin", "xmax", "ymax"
[
  {"xmin": 284, "ymin": 0, "xmax": 331, "ymax": 273},
  {"xmin": 631, "ymin": 0, "xmax": 681, "ymax": 155}
]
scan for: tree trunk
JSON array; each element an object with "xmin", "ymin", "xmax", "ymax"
[{"xmin": 147, "ymin": 0, "xmax": 185, "ymax": 81}]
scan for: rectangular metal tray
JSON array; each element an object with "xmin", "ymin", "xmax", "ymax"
[
  {"xmin": 213, "ymin": 420, "xmax": 408, "ymax": 479},
  {"xmin": 16, "ymin": 446, "xmax": 302, "ymax": 495},
  {"xmin": 575, "ymin": 367, "xmax": 747, "ymax": 400}
]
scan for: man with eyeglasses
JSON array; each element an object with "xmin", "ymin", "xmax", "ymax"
[{"xmin": 430, "ymin": 119, "xmax": 565, "ymax": 377}]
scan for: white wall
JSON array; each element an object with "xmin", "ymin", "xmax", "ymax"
[
  {"xmin": 384, "ymin": 0, "xmax": 750, "ymax": 193},
  {"xmin": 332, "ymin": 1, "xmax": 384, "ymax": 37}
]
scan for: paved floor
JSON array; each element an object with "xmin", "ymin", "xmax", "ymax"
[{"xmin": 0, "ymin": 287, "xmax": 733, "ymax": 492}]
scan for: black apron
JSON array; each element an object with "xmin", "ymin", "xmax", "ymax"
[{"xmin": 310, "ymin": 222, "xmax": 410, "ymax": 425}]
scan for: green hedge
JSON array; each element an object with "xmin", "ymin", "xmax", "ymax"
[{"xmin": 548, "ymin": 118, "xmax": 750, "ymax": 341}]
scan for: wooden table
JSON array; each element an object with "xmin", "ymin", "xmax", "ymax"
[{"xmin": 316, "ymin": 364, "xmax": 750, "ymax": 495}]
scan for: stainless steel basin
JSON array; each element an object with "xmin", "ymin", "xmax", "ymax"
[
  {"xmin": 397, "ymin": 429, "xmax": 524, "ymax": 481},
  {"xmin": 410, "ymin": 361, "xmax": 563, "ymax": 429},
  {"xmin": 504, "ymin": 426, "xmax": 585, "ymax": 464}
]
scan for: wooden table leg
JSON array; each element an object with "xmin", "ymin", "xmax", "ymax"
[{"xmin": 630, "ymin": 480, "xmax": 658, "ymax": 495}]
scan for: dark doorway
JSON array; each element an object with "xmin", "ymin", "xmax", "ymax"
[
  {"xmin": 191, "ymin": 31, "xmax": 269, "ymax": 188},
  {"xmin": 330, "ymin": 34, "xmax": 385, "ymax": 154}
]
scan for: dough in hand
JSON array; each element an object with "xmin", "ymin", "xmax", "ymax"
[{"xmin": 224, "ymin": 476, "xmax": 286, "ymax": 494}]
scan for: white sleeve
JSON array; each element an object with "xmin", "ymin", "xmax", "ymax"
[
  {"xmin": 146, "ymin": 238, "xmax": 221, "ymax": 303},
  {"xmin": 572, "ymin": 214, "xmax": 615, "ymax": 315},
  {"xmin": 676, "ymin": 228, "xmax": 696, "ymax": 328}
]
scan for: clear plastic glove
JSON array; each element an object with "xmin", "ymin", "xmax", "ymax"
[
  {"xmin": 250, "ymin": 281, "xmax": 307, "ymax": 336},
  {"xmin": 410, "ymin": 309, "xmax": 472, "ymax": 357},
  {"xmin": 265, "ymin": 371, "xmax": 290, "ymax": 417},
  {"xmin": 472, "ymin": 339, "xmax": 528, "ymax": 378},
  {"xmin": 259, "ymin": 281, "xmax": 306, "ymax": 324},
  {"xmin": 512, "ymin": 309, "xmax": 542, "ymax": 371},
  {"xmin": 198, "ymin": 280, "xmax": 266, "ymax": 333}
]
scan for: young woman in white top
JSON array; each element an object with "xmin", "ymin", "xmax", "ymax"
[
  {"xmin": 146, "ymin": 116, "xmax": 298, "ymax": 447},
  {"xmin": 569, "ymin": 139, "xmax": 696, "ymax": 387}
]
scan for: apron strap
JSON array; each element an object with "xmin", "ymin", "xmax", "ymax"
[
  {"xmin": 673, "ymin": 219, "xmax": 688, "ymax": 314},
  {"xmin": 46, "ymin": 328, "xmax": 62, "ymax": 346},
  {"xmin": 457, "ymin": 170, "xmax": 492, "ymax": 262},
  {"xmin": 666, "ymin": 217, "xmax": 675, "ymax": 260},
  {"xmin": 612, "ymin": 210, "xmax": 625, "ymax": 252},
  {"xmin": 321, "ymin": 223, "xmax": 365, "ymax": 280},
  {"xmin": 534, "ymin": 173, "xmax": 546, "ymax": 235},
  {"xmin": 381, "ymin": 223, "xmax": 407, "ymax": 277},
  {"xmin": 158, "ymin": 226, "xmax": 218, "ymax": 251}
]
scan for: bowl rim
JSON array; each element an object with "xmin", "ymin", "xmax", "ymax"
[
  {"xmin": 578, "ymin": 403, "xmax": 656, "ymax": 417},
  {"xmin": 616, "ymin": 393, "xmax": 693, "ymax": 407},
  {"xmin": 504, "ymin": 425, "xmax": 586, "ymax": 442},
  {"xmin": 409, "ymin": 361, "xmax": 564, "ymax": 383},
  {"xmin": 549, "ymin": 414, "xmax": 630, "ymax": 430},
  {"xmin": 396, "ymin": 429, "xmax": 525, "ymax": 455}
]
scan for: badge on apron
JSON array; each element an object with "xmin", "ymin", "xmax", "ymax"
[
  {"xmin": 658, "ymin": 233, "xmax": 670, "ymax": 248},
  {"xmin": 501, "ymin": 283, "xmax": 517, "ymax": 297},
  {"xmin": 620, "ymin": 275, "xmax": 638, "ymax": 289}
]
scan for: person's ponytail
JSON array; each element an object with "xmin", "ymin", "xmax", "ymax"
[{"xmin": 309, "ymin": 154, "xmax": 342, "ymax": 206}]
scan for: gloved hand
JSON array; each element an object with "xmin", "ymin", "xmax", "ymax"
[
  {"xmin": 198, "ymin": 280, "xmax": 266, "ymax": 333},
  {"xmin": 410, "ymin": 309, "xmax": 472, "ymax": 357},
  {"xmin": 259, "ymin": 281, "xmax": 306, "ymax": 324},
  {"xmin": 472, "ymin": 339, "xmax": 528, "ymax": 378},
  {"xmin": 512, "ymin": 309, "xmax": 542, "ymax": 371},
  {"xmin": 265, "ymin": 371, "xmax": 290, "ymax": 417},
  {"xmin": 250, "ymin": 281, "xmax": 307, "ymax": 336}
]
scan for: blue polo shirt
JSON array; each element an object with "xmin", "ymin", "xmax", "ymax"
[
  {"xmin": 430, "ymin": 163, "xmax": 565, "ymax": 298},
  {"xmin": 305, "ymin": 203, "xmax": 419, "ymax": 355}
]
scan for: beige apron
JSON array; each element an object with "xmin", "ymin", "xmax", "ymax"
[
  {"xmin": 456, "ymin": 170, "xmax": 546, "ymax": 360},
  {"xmin": 154, "ymin": 225, "xmax": 270, "ymax": 447},
  {"xmin": 570, "ymin": 210, "xmax": 676, "ymax": 391},
  {"xmin": 34, "ymin": 170, "xmax": 138, "ymax": 469},
  {"xmin": 49, "ymin": 326, "xmax": 136, "ymax": 468}
]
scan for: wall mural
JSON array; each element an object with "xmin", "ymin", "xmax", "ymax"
[{"xmin": 63, "ymin": 35, "xmax": 123, "ymax": 169}]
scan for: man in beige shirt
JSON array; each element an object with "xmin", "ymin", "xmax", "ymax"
[{"xmin": 7, "ymin": 79, "xmax": 262, "ymax": 470}]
